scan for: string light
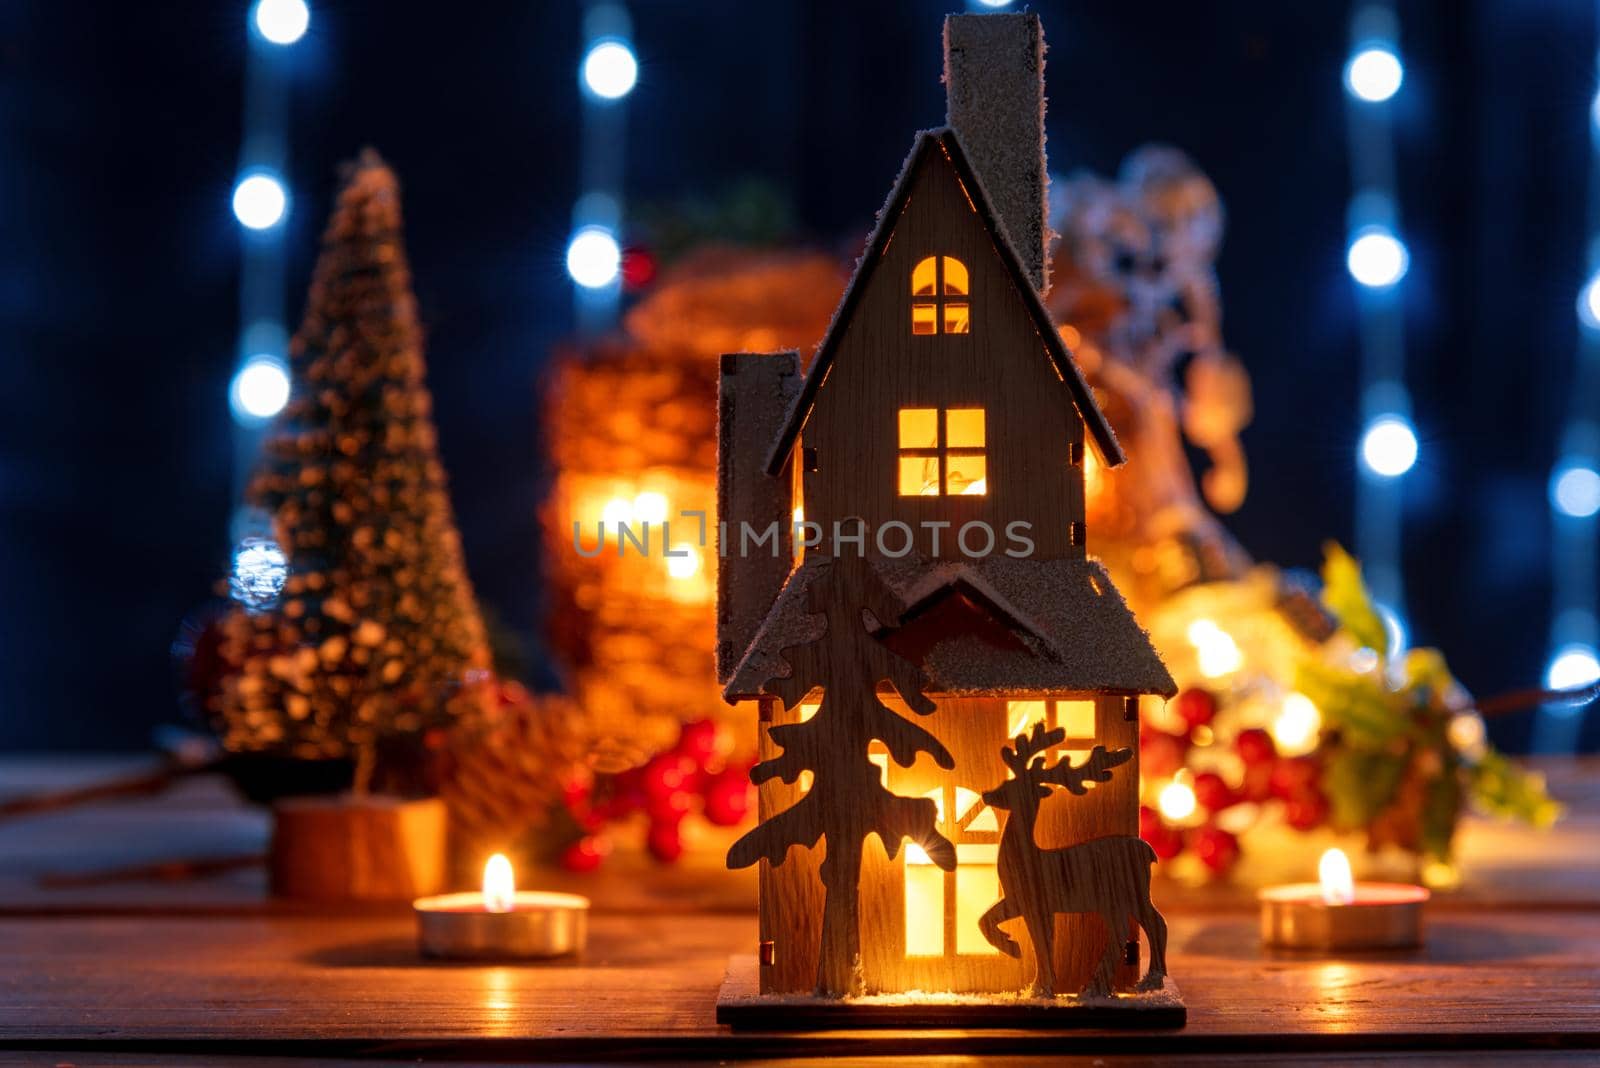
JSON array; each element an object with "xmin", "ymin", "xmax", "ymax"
[
  {"xmin": 252, "ymin": 0, "xmax": 309, "ymax": 46},
  {"xmin": 1157, "ymin": 778, "xmax": 1197, "ymax": 822},
  {"xmin": 566, "ymin": 226, "xmax": 621, "ymax": 289},
  {"xmin": 1545, "ymin": 643, "xmax": 1600, "ymax": 694},
  {"xmin": 232, "ymin": 173, "xmax": 288, "ymax": 231},
  {"xmin": 1344, "ymin": 46, "xmax": 1403, "ymax": 103},
  {"xmin": 1187, "ymin": 619, "xmax": 1243, "ymax": 678},
  {"xmin": 1346, "ymin": 227, "xmax": 1409, "ymax": 288},
  {"xmin": 1360, "ymin": 416, "xmax": 1419, "ymax": 478},
  {"xmin": 1271, "ymin": 693, "xmax": 1322, "ymax": 757},
  {"xmin": 229, "ymin": 355, "xmax": 291, "ymax": 423},
  {"xmin": 633, "ymin": 491, "xmax": 669, "ymax": 525},
  {"xmin": 230, "ymin": 537, "xmax": 288, "ymax": 610},
  {"xmin": 666, "ymin": 544, "xmax": 702, "ymax": 580},
  {"xmin": 1551, "ymin": 462, "xmax": 1600, "ymax": 519},
  {"xmin": 581, "ymin": 40, "xmax": 638, "ymax": 100}
]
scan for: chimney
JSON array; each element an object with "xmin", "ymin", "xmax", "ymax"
[
  {"xmin": 716, "ymin": 351, "xmax": 802, "ymax": 686},
  {"xmin": 944, "ymin": 13, "xmax": 1049, "ymax": 293}
]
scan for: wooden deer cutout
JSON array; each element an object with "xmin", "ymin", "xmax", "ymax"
[{"xmin": 978, "ymin": 722, "xmax": 1169, "ymax": 998}]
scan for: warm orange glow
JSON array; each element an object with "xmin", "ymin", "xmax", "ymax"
[
  {"xmin": 1272, "ymin": 693, "xmax": 1322, "ymax": 757},
  {"xmin": 665, "ymin": 543, "xmax": 701, "ymax": 580},
  {"xmin": 1056, "ymin": 699, "xmax": 1096, "ymax": 739},
  {"xmin": 899, "ymin": 455, "xmax": 941, "ymax": 496},
  {"xmin": 1158, "ymin": 777, "xmax": 1197, "ymax": 821},
  {"xmin": 909, "ymin": 256, "xmax": 972, "ymax": 334},
  {"xmin": 945, "ymin": 408, "xmax": 985, "ymax": 448},
  {"xmin": 1187, "ymin": 618, "xmax": 1243, "ymax": 678},
  {"xmin": 941, "ymin": 257, "xmax": 968, "ymax": 295},
  {"xmin": 945, "ymin": 454, "xmax": 986, "ymax": 495},
  {"xmin": 1319, "ymin": 848, "xmax": 1355, "ymax": 906},
  {"xmin": 898, "ymin": 408, "xmax": 939, "ymax": 449},
  {"xmin": 904, "ymin": 858, "xmax": 943, "ymax": 956},
  {"xmin": 1007, "ymin": 699, "xmax": 1047, "ymax": 736},
  {"xmin": 483, "ymin": 853, "xmax": 515, "ymax": 913},
  {"xmin": 632, "ymin": 490, "xmax": 669, "ymax": 525}
]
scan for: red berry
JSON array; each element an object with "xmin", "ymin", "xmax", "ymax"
[
  {"xmin": 1284, "ymin": 791, "xmax": 1329, "ymax": 831},
  {"xmin": 559, "ymin": 835, "xmax": 609, "ymax": 873},
  {"xmin": 1139, "ymin": 806, "xmax": 1184, "ymax": 860},
  {"xmin": 647, "ymin": 789, "xmax": 693, "ymax": 823},
  {"xmin": 1189, "ymin": 826, "xmax": 1240, "ymax": 874},
  {"xmin": 677, "ymin": 719, "xmax": 720, "ymax": 764},
  {"xmin": 703, "ymin": 770, "xmax": 753, "ymax": 827},
  {"xmin": 1140, "ymin": 730, "xmax": 1188, "ymax": 779},
  {"xmin": 647, "ymin": 821, "xmax": 684, "ymax": 863},
  {"xmin": 1172, "ymin": 688, "xmax": 1217, "ymax": 729},
  {"xmin": 1269, "ymin": 756, "xmax": 1320, "ymax": 802},
  {"xmin": 1241, "ymin": 762, "xmax": 1274, "ymax": 802},
  {"xmin": 1192, "ymin": 771, "xmax": 1235, "ymax": 812},
  {"xmin": 1236, "ymin": 728, "xmax": 1277, "ymax": 767},
  {"xmin": 643, "ymin": 753, "xmax": 694, "ymax": 800},
  {"xmin": 560, "ymin": 774, "xmax": 594, "ymax": 811}
]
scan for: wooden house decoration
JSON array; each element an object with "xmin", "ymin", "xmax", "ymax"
[{"xmin": 715, "ymin": 14, "xmax": 1182, "ymax": 1027}]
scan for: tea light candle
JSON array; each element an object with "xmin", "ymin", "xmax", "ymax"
[
  {"xmin": 1259, "ymin": 848, "xmax": 1429, "ymax": 951},
  {"xmin": 414, "ymin": 853, "xmax": 589, "ymax": 960}
]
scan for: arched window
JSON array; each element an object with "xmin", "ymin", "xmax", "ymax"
[{"xmin": 911, "ymin": 256, "xmax": 971, "ymax": 335}]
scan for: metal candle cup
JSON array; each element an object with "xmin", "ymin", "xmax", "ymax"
[
  {"xmin": 1259, "ymin": 848, "xmax": 1428, "ymax": 951},
  {"xmin": 414, "ymin": 854, "xmax": 589, "ymax": 960}
]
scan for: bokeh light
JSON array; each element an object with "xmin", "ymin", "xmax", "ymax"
[
  {"xmin": 566, "ymin": 226, "xmax": 621, "ymax": 288},
  {"xmin": 1344, "ymin": 46, "xmax": 1403, "ymax": 103},
  {"xmin": 230, "ymin": 355, "xmax": 291, "ymax": 423},
  {"xmin": 1551, "ymin": 462, "xmax": 1600, "ymax": 518},
  {"xmin": 1545, "ymin": 643, "xmax": 1600, "ymax": 696},
  {"xmin": 1360, "ymin": 416, "xmax": 1419, "ymax": 477},
  {"xmin": 252, "ymin": 0, "xmax": 309, "ymax": 46},
  {"xmin": 232, "ymin": 173, "xmax": 288, "ymax": 231},
  {"xmin": 581, "ymin": 40, "xmax": 638, "ymax": 100},
  {"xmin": 1346, "ymin": 227, "xmax": 1409, "ymax": 288},
  {"xmin": 230, "ymin": 537, "xmax": 288, "ymax": 610}
]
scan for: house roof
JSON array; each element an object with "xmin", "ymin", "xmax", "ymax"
[
  {"xmin": 723, "ymin": 553, "xmax": 1176, "ymax": 703},
  {"xmin": 763, "ymin": 127, "xmax": 1124, "ymax": 477}
]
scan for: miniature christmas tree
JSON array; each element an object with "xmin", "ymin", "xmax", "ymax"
[
  {"xmin": 210, "ymin": 150, "xmax": 490, "ymax": 793},
  {"xmin": 727, "ymin": 550, "xmax": 956, "ymax": 998}
]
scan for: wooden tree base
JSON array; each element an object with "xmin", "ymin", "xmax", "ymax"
[
  {"xmin": 270, "ymin": 794, "xmax": 447, "ymax": 902},
  {"xmin": 715, "ymin": 956, "xmax": 1185, "ymax": 1030}
]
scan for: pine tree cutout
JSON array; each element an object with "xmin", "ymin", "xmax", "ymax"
[
  {"xmin": 727, "ymin": 550, "xmax": 956, "ymax": 997},
  {"xmin": 211, "ymin": 151, "xmax": 490, "ymax": 791}
]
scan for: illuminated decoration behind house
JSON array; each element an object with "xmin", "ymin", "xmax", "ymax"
[
  {"xmin": 715, "ymin": 14, "xmax": 1180, "ymax": 1018},
  {"xmin": 541, "ymin": 249, "xmax": 845, "ymax": 757}
]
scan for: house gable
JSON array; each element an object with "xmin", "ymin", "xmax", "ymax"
[
  {"xmin": 764, "ymin": 129, "xmax": 1122, "ymax": 480},
  {"xmin": 779, "ymin": 129, "xmax": 1113, "ymax": 562}
]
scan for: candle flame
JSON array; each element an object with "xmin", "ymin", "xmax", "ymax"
[
  {"xmin": 483, "ymin": 853, "xmax": 515, "ymax": 913},
  {"xmin": 1319, "ymin": 847, "xmax": 1355, "ymax": 906}
]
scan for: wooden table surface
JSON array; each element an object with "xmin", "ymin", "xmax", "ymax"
[{"xmin": 1, "ymin": 756, "xmax": 1598, "ymax": 1064}]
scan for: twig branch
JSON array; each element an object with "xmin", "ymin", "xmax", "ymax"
[
  {"xmin": 0, "ymin": 759, "xmax": 220, "ymax": 823},
  {"xmin": 1470, "ymin": 681, "xmax": 1600, "ymax": 719}
]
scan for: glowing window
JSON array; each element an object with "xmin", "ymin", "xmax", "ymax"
[
  {"xmin": 904, "ymin": 787, "xmax": 1001, "ymax": 958},
  {"xmin": 896, "ymin": 407, "xmax": 987, "ymax": 497},
  {"xmin": 1006, "ymin": 698, "xmax": 1098, "ymax": 745},
  {"xmin": 911, "ymin": 256, "xmax": 972, "ymax": 335}
]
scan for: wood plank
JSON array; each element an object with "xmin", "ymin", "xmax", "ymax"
[
  {"xmin": 0, "ymin": 910, "xmax": 1595, "ymax": 1057},
  {"xmin": 717, "ymin": 954, "xmax": 1185, "ymax": 1029}
]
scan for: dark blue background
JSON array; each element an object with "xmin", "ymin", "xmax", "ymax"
[{"xmin": 1, "ymin": 1, "xmax": 1594, "ymax": 752}]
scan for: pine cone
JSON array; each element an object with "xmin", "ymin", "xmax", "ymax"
[{"xmin": 442, "ymin": 684, "xmax": 588, "ymax": 863}]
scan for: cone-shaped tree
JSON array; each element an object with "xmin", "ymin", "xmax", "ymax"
[
  {"xmin": 211, "ymin": 151, "xmax": 490, "ymax": 790},
  {"xmin": 727, "ymin": 550, "xmax": 955, "ymax": 997}
]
